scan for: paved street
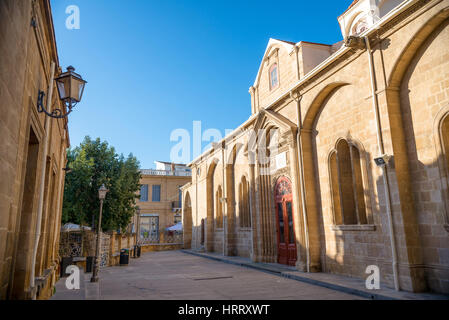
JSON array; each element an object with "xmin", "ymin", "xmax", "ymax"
[{"xmin": 53, "ymin": 250, "xmax": 363, "ymax": 300}]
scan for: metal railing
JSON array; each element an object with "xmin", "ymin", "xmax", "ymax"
[
  {"xmin": 140, "ymin": 169, "xmax": 191, "ymax": 177},
  {"xmin": 172, "ymin": 201, "xmax": 182, "ymax": 209},
  {"xmin": 139, "ymin": 230, "xmax": 183, "ymax": 245}
]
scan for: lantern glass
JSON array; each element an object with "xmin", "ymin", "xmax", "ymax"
[
  {"xmin": 98, "ymin": 184, "xmax": 109, "ymax": 200},
  {"xmin": 55, "ymin": 66, "xmax": 87, "ymax": 103}
]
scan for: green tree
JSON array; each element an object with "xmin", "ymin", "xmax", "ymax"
[{"xmin": 62, "ymin": 136, "xmax": 141, "ymax": 231}]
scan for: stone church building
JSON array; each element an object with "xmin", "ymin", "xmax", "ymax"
[{"xmin": 182, "ymin": 0, "xmax": 449, "ymax": 294}]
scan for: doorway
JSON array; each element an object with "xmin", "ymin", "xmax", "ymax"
[{"xmin": 274, "ymin": 177, "xmax": 297, "ymax": 266}]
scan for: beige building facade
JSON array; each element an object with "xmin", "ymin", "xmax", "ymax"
[
  {"xmin": 0, "ymin": 0, "xmax": 70, "ymax": 299},
  {"xmin": 137, "ymin": 162, "xmax": 191, "ymax": 242},
  {"xmin": 183, "ymin": 0, "xmax": 449, "ymax": 294}
]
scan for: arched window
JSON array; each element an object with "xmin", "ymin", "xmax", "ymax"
[
  {"xmin": 441, "ymin": 114, "xmax": 449, "ymax": 175},
  {"xmin": 215, "ymin": 186, "xmax": 223, "ymax": 228},
  {"xmin": 435, "ymin": 111, "xmax": 449, "ymax": 231},
  {"xmin": 329, "ymin": 139, "xmax": 368, "ymax": 225},
  {"xmin": 239, "ymin": 176, "xmax": 251, "ymax": 228},
  {"xmin": 269, "ymin": 63, "xmax": 279, "ymax": 90}
]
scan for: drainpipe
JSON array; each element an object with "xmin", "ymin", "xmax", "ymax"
[
  {"xmin": 196, "ymin": 167, "xmax": 199, "ymax": 249},
  {"xmin": 222, "ymin": 143, "xmax": 227, "ymax": 256},
  {"xmin": 365, "ymin": 36, "xmax": 400, "ymax": 291},
  {"xmin": 31, "ymin": 61, "xmax": 56, "ymax": 299},
  {"xmin": 291, "ymin": 91, "xmax": 310, "ymax": 273},
  {"xmin": 50, "ymin": 132, "xmax": 67, "ymax": 282}
]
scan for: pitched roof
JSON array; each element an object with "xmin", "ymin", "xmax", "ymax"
[
  {"xmin": 273, "ymin": 38, "xmax": 297, "ymax": 46},
  {"xmin": 340, "ymin": 0, "xmax": 361, "ymax": 17}
]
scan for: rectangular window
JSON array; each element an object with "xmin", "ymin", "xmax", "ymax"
[
  {"xmin": 140, "ymin": 184, "xmax": 148, "ymax": 202},
  {"xmin": 152, "ymin": 185, "xmax": 161, "ymax": 202}
]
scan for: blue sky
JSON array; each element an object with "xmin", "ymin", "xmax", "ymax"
[{"xmin": 50, "ymin": 0, "xmax": 353, "ymax": 169}]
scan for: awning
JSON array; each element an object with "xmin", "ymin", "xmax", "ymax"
[{"xmin": 166, "ymin": 222, "xmax": 182, "ymax": 232}]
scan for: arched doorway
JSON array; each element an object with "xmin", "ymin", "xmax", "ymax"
[
  {"xmin": 183, "ymin": 192, "xmax": 192, "ymax": 249},
  {"xmin": 275, "ymin": 177, "xmax": 297, "ymax": 266},
  {"xmin": 200, "ymin": 219, "xmax": 205, "ymax": 247}
]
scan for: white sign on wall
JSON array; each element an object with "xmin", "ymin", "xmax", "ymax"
[{"xmin": 275, "ymin": 152, "xmax": 287, "ymax": 170}]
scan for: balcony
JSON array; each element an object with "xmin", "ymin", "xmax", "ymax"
[
  {"xmin": 172, "ymin": 201, "xmax": 182, "ymax": 209},
  {"xmin": 140, "ymin": 169, "xmax": 192, "ymax": 177},
  {"xmin": 172, "ymin": 201, "xmax": 182, "ymax": 212}
]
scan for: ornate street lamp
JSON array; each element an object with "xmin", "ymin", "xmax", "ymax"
[
  {"xmin": 133, "ymin": 207, "xmax": 141, "ymax": 258},
  {"xmin": 91, "ymin": 184, "xmax": 108, "ymax": 283},
  {"xmin": 37, "ymin": 66, "xmax": 87, "ymax": 119}
]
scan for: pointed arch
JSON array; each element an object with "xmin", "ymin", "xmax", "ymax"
[
  {"xmin": 303, "ymin": 82, "xmax": 350, "ymax": 130},
  {"xmin": 215, "ymin": 185, "xmax": 223, "ymax": 229},
  {"xmin": 381, "ymin": 7, "xmax": 449, "ymax": 291},
  {"xmin": 388, "ymin": 7, "xmax": 449, "ymax": 88},
  {"xmin": 433, "ymin": 105, "xmax": 449, "ymax": 229},
  {"xmin": 183, "ymin": 192, "xmax": 192, "ymax": 249},
  {"xmin": 205, "ymin": 158, "xmax": 219, "ymax": 251},
  {"xmin": 328, "ymin": 138, "xmax": 369, "ymax": 226}
]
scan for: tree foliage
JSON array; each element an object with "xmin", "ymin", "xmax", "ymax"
[{"xmin": 62, "ymin": 136, "xmax": 141, "ymax": 231}]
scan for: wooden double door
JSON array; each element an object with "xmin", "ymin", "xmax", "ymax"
[{"xmin": 275, "ymin": 177, "xmax": 297, "ymax": 266}]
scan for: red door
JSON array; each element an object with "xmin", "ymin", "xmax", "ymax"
[{"xmin": 275, "ymin": 177, "xmax": 297, "ymax": 266}]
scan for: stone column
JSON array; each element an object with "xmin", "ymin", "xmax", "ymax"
[
  {"xmin": 300, "ymin": 129, "xmax": 322, "ymax": 272},
  {"xmin": 249, "ymin": 163, "xmax": 260, "ymax": 262},
  {"xmin": 225, "ymin": 163, "xmax": 236, "ymax": 256},
  {"xmin": 287, "ymin": 132, "xmax": 308, "ymax": 271}
]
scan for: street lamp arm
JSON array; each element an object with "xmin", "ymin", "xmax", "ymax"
[{"xmin": 37, "ymin": 90, "xmax": 75, "ymax": 119}]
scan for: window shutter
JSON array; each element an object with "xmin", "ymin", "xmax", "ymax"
[
  {"xmin": 152, "ymin": 185, "xmax": 161, "ymax": 202},
  {"xmin": 140, "ymin": 185, "xmax": 148, "ymax": 202}
]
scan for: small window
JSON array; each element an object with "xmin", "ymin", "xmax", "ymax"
[
  {"xmin": 269, "ymin": 63, "xmax": 279, "ymax": 90},
  {"xmin": 140, "ymin": 185, "xmax": 148, "ymax": 202},
  {"xmin": 152, "ymin": 185, "xmax": 161, "ymax": 202}
]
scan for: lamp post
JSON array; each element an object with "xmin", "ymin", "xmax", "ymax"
[
  {"xmin": 91, "ymin": 184, "xmax": 108, "ymax": 283},
  {"xmin": 136, "ymin": 207, "xmax": 141, "ymax": 244},
  {"xmin": 134, "ymin": 207, "xmax": 141, "ymax": 258}
]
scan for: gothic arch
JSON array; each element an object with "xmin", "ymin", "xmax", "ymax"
[
  {"xmin": 297, "ymin": 82, "xmax": 350, "ymax": 271},
  {"xmin": 206, "ymin": 158, "xmax": 219, "ymax": 251},
  {"xmin": 326, "ymin": 138, "xmax": 372, "ymax": 226},
  {"xmin": 388, "ymin": 8, "xmax": 449, "ymax": 88},
  {"xmin": 433, "ymin": 104, "xmax": 449, "ymax": 229},
  {"xmin": 183, "ymin": 192, "xmax": 192, "ymax": 249},
  {"xmin": 303, "ymin": 82, "xmax": 350, "ymax": 130},
  {"xmin": 384, "ymin": 8, "xmax": 449, "ymax": 223},
  {"xmin": 382, "ymin": 7, "xmax": 449, "ymax": 291}
]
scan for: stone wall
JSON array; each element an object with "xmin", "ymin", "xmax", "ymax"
[
  {"xmin": 59, "ymin": 231, "xmax": 136, "ymax": 268},
  {"xmin": 0, "ymin": 0, "xmax": 70, "ymax": 300}
]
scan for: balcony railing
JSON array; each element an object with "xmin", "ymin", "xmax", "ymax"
[
  {"xmin": 172, "ymin": 201, "xmax": 182, "ymax": 209},
  {"xmin": 140, "ymin": 169, "xmax": 191, "ymax": 177}
]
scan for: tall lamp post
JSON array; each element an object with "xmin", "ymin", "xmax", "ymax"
[
  {"xmin": 136, "ymin": 207, "xmax": 141, "ymax": 245},
  {"xmin": 134, "ymin": 207, "xmax": 141, "ymax": 258},
  {"xmin": 91, "ymin": 184, "xmax": 108, "ymax": 283}
]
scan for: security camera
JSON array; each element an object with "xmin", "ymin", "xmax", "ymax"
[{"xmin": 374, "ymin": 154, "xmax": 392, "ymax": 167}]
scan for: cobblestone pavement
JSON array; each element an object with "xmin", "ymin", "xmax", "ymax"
[{"xmin": 53, "ymin": 250, "xmax": 364, "ymax": 300}]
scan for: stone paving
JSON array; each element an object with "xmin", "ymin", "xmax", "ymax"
[
  {"xmin": 52, "ymin": 250, "xmax": 364, "ymax": 300},
  {"xmin": 183, "ymin": 250, "xmax": 449, "ymax": 300}
]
